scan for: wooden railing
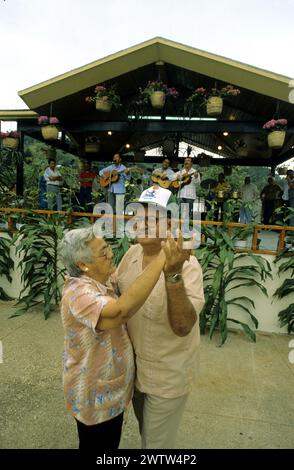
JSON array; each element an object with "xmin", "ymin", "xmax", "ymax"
[{"xmin": 1, "ymin": 207, "xmax": 294, "ymax": 256}]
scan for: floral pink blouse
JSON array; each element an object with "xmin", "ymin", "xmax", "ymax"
[{"xmin": 60, "ymin": 275, "xmax": 134, "ymax": 426}]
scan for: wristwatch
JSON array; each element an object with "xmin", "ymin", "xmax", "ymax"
[{"xmin": 165, "ymin": 273, "xmax": 182, "ymax": 284}]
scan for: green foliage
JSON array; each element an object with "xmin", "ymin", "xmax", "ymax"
[
  {"xmin": 0, "ymin": 235, "xmax": 14, "ymax": 300},
  {"xmin": 12, "ymin": 213, "xmax": 67, "ymax": 319},
  {"xmin": 108, "ymin": 235, "xmax": 132, "ymax": 266},
  {"xmin": 197, "ymin": 224, "xmax": 272, "ymax": 345},
  {"xmin": 273, "ymin": 243, "xmax": 294, "ymax": 333}
]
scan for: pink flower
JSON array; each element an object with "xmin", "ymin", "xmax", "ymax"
[
  {"xmin": 95, "ymin": 85, "xmax": 106, "ymax": 92},
  {"xmin": 38, "ymin": 115, "xmax": 49, "ymax": 125},
  {"xmin": 263, "ymin": 118, "xmax": 287, "ymax": 131},
  {"xmin": 101, "ymin": 95, "xmax": 109, "ymax": 101},
  {"xmin": 277, "ymin": 119, "xmax": 287, "ymax": 126},
  {"xmin": 49, "ymin": 117, "xmax": 59, "ymax": 125}
]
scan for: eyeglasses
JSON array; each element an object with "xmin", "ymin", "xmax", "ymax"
[{"xmin": 96, "ymin": 244, "xmax": 113, "ymax": 258}]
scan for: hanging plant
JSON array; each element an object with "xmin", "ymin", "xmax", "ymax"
[
  {"xmin": 38, "ymin": 116, "xmax": 59, "ymax": 140},
  {"xmin": 140, "ymin": 81, "xmax": 178, "ymax": 109}
]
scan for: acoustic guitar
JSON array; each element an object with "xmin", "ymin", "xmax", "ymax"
[
  {"xmin": 151, "ymin": 172, "xmax": 173, "ymax": 189},
  {"xmin": 100, "ymin": 170, "xmax": 120, "ymax": 188},
  {"xmin": 172, "ymin": 171, "xmax": 198, "ymax": 190},
  {"xmin": 99, "ymin": 166, "xmax": 143, "ymax": 188}
]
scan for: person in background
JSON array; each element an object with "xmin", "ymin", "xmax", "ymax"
[
  {"xmin": 44, "ymin": 159, "xmax": 63, "ymax": 211},
  {"xmin": 260, "ymin": 176, "xmax": 282, "ymax": 225},
  {"xmin": 117, "ymin": 186, "xmax": 204, "ymax": 449},
  {"xmin": 281, "ymin": 169, "xmax": 294, "ymax": 226},
  {"xmin": 175, "ymin": 156, "xmax": 200, "ymax": 220},
  {"xmin": 99, "ymin": 153, "xmax": 130, "ymax": 213},
  {"xmin": 60, "ymin": 226, "xmax": 183, "ymax": 449},
  {"xmin": 38, "ymin": 175, "xmax": 47, "ymax": 209},
  {"xmin": 152, "ymin": 158, "xmax": 176, "ymax": 185},
  {"xmin": 213, "ymin": 173, "xmax": 231, "ymax": 221},
  {"xmin": 79, "ymin": 160, "xmax": 96, "ymax": 212},
  {"xmin": 239, "ymin": 176, "xmax": 259, "ymax": 224}
]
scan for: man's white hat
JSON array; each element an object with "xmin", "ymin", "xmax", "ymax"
[{"xmin": 138, "ymin": 185, "xmax": 171, "ymax": 209}]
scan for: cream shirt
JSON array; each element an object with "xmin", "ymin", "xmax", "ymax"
[
  {"xmin": 175, "ymin": 168, "xmax": 200, "ymax": 200},
  {"xmin": 117, "ymin": 244, "xmax": 205, "ymax": 398}
]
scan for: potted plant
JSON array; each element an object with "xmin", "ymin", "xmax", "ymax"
[
  {"xmin": 0, "ymin": 131, "xmax": 19, "ymax": 150},
  {"xmin": 263, "ymin": 118, "xmax": 287, "ymax": 148},
  {"xmin": 206, "ymin": 84, "xmax": 240, "ymax": 116},
  {"xmin": 140, "ymin": 80, "xmax": 178, "ymax": 109},
  {"xmin": 38, "ymin": 116, "xmax": 59, "ymax": 140},
  {"xmin": 184, "ymin": 87, "xmax": 206, "ymax": 117},
  {"xmin": 85, "ymin": 84, "xmax": 121, "ymax": 112},
  {"xmin": 85, "ymin": 136, "xmax": 100, "ymax": 153}
]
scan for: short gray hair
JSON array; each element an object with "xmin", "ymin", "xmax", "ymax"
[{"xmin": 60, "ymin": 226, "xmax": 97, "ymax": 277}]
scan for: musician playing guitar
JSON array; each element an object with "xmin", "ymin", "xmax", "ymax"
[
  {"xmin": 174, "ymin": 157, "xmax": 200, "ymax": 220},
  {"xmin": 151, "ymin": 158, "xmax": 176, "ymax": 189},
  {"xmin": 99, "ymin": 153, "xmax": 130, "ymax": 213}
]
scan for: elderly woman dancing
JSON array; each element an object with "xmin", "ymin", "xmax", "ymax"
[{"xmin": 60, "ymin": 226, "xmax": 184, "ymax": 450}]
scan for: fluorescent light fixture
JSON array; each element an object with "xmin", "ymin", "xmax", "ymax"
[{"xmin": 127, "ymin": 115, "xmax": 217, "ymax": 121}]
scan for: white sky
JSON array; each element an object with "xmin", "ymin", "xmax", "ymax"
[{"xmin": 0, "ymin": 0, "xmax": 294, "ymax": 110}]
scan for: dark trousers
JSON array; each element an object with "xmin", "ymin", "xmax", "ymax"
[
  {"xmin": 75, "ymin": 412, "xmax": 124, "ymax": 450},
  {"xmin": 79, "ymin": 187, "xmax": 92, "ymax": 211},
  {"xmin": 213, "ymin": 202, "xmax": 224, "ymax": 221},
  {"xmin": 263, "ymin": 200, "xmax": 275, "ymax": 224}
]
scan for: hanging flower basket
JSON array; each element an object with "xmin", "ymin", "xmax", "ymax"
[
  {"xmin": 267, "ymin": 130, "xmax": 286, "ymax": 149},
  {"xmin": 236, "ymin": 147, "xmax": 248, "ymax": 157},
  {"xmin": 150, "ymin": 91, "xmax": 166, "ymax": 109},
  {"xmin": 85, "ymin": 142, "xmax": 100, "ymax": 153},
  {"xmin": 85, "ymin": 137, "xmax": 100, "ymax": 153},
  {"xmin": 2, "ymin": 137, "xmax": 19, "ymax": 149},
  {"xmin": 198, "ymin": 153, "xmax": 211, "ymax": 167},
  {"xmin": 41, "ymin": 125, "xmax": 59, "ymax": 140},
  {"xmin": 95, "ymin": 99, "xmax": 112, "ymax": 112},
  {"xmin": 38, "ymin": 116, "xmax": 59, "ymax": 140},
  {"xmin": 206, "ymin": 96, "xmax": 223, "ymax": 116}
]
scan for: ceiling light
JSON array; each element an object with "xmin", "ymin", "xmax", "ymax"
[
  {"xmin": 107, "ymin": 131, "xmax": 112, "ymax": 136},
  {"xmin": 126, "ymin": 144, "xmax": 130, "ymax": 149}
]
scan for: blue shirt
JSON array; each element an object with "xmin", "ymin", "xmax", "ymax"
[{"xmin": 99, "ymin": 164, "xmax": 130, "ymax": 194}]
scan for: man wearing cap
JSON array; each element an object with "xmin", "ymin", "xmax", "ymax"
[
  {"xmin": 281, "ymin": 170, "xmax": 294, "ymax": 226},
  {"xmin": 117, "ymin": 186, "xmax": 204, "ymax": 449}
]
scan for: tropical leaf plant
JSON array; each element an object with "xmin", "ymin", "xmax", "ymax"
[
  {"xmin": 11, "ymin": 213, "xmax": 68, "ymax": 319},
  {"xmin": 0, "ymin": 234, "xmax": 14, "ymax": 300},
  {"xmin": 197, "ymin": 224, "xmax": 272, "ymax": 345},
  {"xmin": 273, "ymin": 235, "xmax": 294, "ymax": 333}
]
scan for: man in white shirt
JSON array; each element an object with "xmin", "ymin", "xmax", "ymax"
[
  {"xmin": 239, "ymin": 176, "xmax": 259, "ymax": 224},
  {"xmin": 175, "ymin": 157, "xmax": 200, "ymax": 220},
  {"xmin": 44, "ymin": 159, "xmax": 63, "ymax": 211},
  {"xmin": 281, "ymin": 169, "xmax": 294, "ymax": 226},
  {"xmin": 117, "ymin": 187, "xmax": 204, "ymax": 449}
]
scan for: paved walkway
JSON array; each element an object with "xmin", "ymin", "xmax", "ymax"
[{"xmin": 0, "ymin": 301, "xmax": 293, "ymax": 449}]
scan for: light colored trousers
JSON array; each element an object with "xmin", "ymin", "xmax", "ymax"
[
  {"xmin": 133, "ymin": 388, "xmax": 188, "ymax": 449},
  {"xmin": 107, "ymin": 192, "xmax": 125, "ymax": 215},
  {"xmin": 46, "ymin": 184, "xmax": 62, "ymax": 211}
]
